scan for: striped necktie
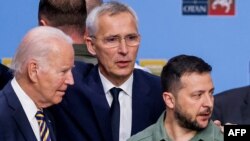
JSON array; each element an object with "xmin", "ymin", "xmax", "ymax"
[{"xmin": 35, "ymin": 110, "xmax": 52, "ymax": 141}]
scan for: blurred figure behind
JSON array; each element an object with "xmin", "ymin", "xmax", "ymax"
[
  {"xmin": 0, "ymin": 63, "xmax": 13, "ymax": 90},
  {"xmin": 212, "ymin": 85, "xmax": 250, "ymax": 125},
  {"xmin": 38, "ymin": 0, "xmax": 97, "ymax": 64}
]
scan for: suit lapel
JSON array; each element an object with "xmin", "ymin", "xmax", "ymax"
[
  {"xmin": 63, "ymin": 66, "xmax": 112, "ymax": 141},
  {"xmin": 131, "ymin": 70, "xmax": 152, "ymax": 135},
  {"xmin": 86, "ymin": 66, "xmax": 113, "ymax": 141},
  {"xmin": 44, "ymin": 110, "xmax": 57, "ymax": 141},
  {"xmin": 5, "ymin": 83, "xmax": 37, "ymax": 141}
]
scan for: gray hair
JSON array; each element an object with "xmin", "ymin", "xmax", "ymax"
[
  {"xmin": 86, "ymin": 1, "xmax": 139, "ymax": 36},
  {"xmin": 11, "ymin": 26, "xmax": 73, "ymax": 75}
]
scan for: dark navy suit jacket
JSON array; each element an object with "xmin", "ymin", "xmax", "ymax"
[
  {"xmin": 0, "ymin": 64, "xmax": 13, "ymax": 90},
  {"xmin": 212, "ymin": 85, "xmax": 250, "ymax": 125},
  {"xmin": 50, "ymin": 63, "xmax": 165, "ymax": 141},
  {"xmin": 0, "ymin": 82, "xmax": 56, "ymax": 141}
]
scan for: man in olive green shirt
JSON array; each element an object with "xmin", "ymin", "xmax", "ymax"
[
  {"xmin": 73, "ymin": 44, "xmax": 97, "ymax": 64},
  {"xmin": 128, "ymin": 112, "xmax": 223, "ymax": 141},
  {"xmin": 38, "ymin": 0, "xmax": 97, "ymax": 64},
  {"xmin": 128, "ymin": 55, "xmax": 223, "ymax": 141}
]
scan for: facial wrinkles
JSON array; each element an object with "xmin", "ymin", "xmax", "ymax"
[
  {"xmin": 181, "ymin": 91, "xmax": 212, "ymax": 119},
  {"xmin": 193, "ymin": 79, "xmax": 213, "ymax": 115},
  {"xmin": 97, "ymin": 13, "xmax": 138, "ymax": 45},
  {"xmin": 93, "ymin": 12, "xmax": 139, "ymax": 85},
  {"xmin": 33, "ymin": 68, "xmax": 54, "ymax": 108},
  {"xmin": 55, "ymin": 75, "xmax": 67, "ymax": 91},
  {"xmin": 35, "ymin": 42, "xmax": 72, "ymax": 108},
  {"xmin": 39, "ymin": 69, "xmax": 67, "ymax": 107},
  {"xmin": 174, "ymin": 86, "xmax": 209, "ymax": 131},
  {"xmin": 55, "ymin": 62, "xmax": 73, "ymax": 90},
  {"xmin": 99, "ymin": 12, "xmax": 137, "ymax": 35}
]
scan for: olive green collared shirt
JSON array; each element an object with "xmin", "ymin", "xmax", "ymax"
[
  {"xmin": 73, "ymin": 44, "xmax": 97, "ymax": 65},
  {"xmin": 128, "ymin": 111, "xmax": 224, "ymax": 141}
]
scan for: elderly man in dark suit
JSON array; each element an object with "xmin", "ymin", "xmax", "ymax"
[
  {"xmin": 50, "ymin": 1, "xmax": 165, "ymax": 141},
  {"xmin": 0, "ymin": 26, "xmax": 75, "ymax": 141},
  {"xmin": 212, "ymin": 85, "xmax": 250, "ymax": 125}
]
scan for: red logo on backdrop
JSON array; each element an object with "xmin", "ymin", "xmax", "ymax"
[{"xmin": 209, "ymin": 0, "xmax": 235, "ymax": 15}]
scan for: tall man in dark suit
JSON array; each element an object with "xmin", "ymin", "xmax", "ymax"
[
  {"xmin": 50, "ymin": 1, "xmax": 165, "ymax": 141},
  {"xmin": 212, "ymin": 85, "xmax": 250, "ymax": 125},
  {"xmin": 0, "ymin": 26, "xmax": 75, "ymax": 141}
]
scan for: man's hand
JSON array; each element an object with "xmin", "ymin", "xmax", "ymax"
[
  {"xmin": 213, "ymin": 120, "xmax": 237, "ymax": 133},
  {"xmin": 213, "ymin": 120, "xmax": 224, "ymax": 133}
]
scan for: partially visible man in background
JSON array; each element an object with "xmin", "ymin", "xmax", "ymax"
[
  {"xmin": 212, "ymin": 85, "xmax": 250, "ymax": 125},
  {"xmin": 38, "ymin": 0, "xmax": 97, "ymax": 64},
  {"xmin": 86, "ymin": 0, "xmax": 103, "ymax": 14},
  {"xmin": 0, "ymin": 63, "xmax": 13, "ymax": 90}
]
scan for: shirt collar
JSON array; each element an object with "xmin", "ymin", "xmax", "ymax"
[
  {"xmin": 11, "ymin": 78, "xmax": 39, "ymax": 122},
  {"xmin": 98, "ymin": 68, "xmax": 133, "ymax": 96},
  {"xmin": 190, "ymin": 121, "xmax": 218, "ymax": 141},
  {"xmin": 151, "ymin": 111, "xmax": 170, "ymax": 141},
  {"xmin": 152, "ymin": 111, "xmax": 218, "ymax": 141}
]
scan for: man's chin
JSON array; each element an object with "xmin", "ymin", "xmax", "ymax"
[
  {"xmin": 196, "ymin": 120, "xmax": 210, "ymax": 130},
  {"xmin": 52, "ymin": 97, "xmax": 64, "ymax": 105}
]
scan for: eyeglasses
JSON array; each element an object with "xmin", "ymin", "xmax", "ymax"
[{"xmin": 90, "ymin": 34, "xmax": 140, "ymax": 48}]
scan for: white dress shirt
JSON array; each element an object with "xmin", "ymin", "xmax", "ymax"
[
  {"xmin": 99, "ymin": 69, "xmax": 133, "ymax": 141},
  {"xmin": 11, "ymin": 78, "xmax": 41, "ymax": 141}
]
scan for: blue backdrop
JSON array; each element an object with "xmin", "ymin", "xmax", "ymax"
[{"xmin": 0, "ymin": 0, "xmax": 249, "ymax": 94}]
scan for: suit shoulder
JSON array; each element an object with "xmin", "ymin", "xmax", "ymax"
[
  {"xmin": 0, "ymin": 64, "xmax": 13, "ymax": 90},
  {"xmin": 215, "ymin": 85, "xmax": 250, "ymax": 100},
  {"xmin": 134, "ymin": 69, "xmax": 160, "ymax": 81},
  {"xmin": 133, "ymin": 69, "xmax": 162, "ymax": 93},
  {"xmin": 0, "ymin": 92, "xmax": 9, "ymax": 119},
  {"xmin": 72, "ymin": 61, "xmax": 94, "ymax": 80},
  {"xmin": 73, "ymin": 61, "xmax": 94, "ymax": 72}
]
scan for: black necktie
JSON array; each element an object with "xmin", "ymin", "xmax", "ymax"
[{"xmin": 110, "ymin": 87, "xmax": 122, "ymax": 141}]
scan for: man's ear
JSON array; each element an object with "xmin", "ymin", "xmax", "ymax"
[
  {"xmin": 163, "ymin": 92, "xmax": 175, "ymax": 109},
  {"xmin": 85, "ymin": 35, "xmax": 97, "ymax": 56},
  {"xmin": 39, "ymin": 15, "xmax": 49, "ymax": 26},
  {"xmin": 28, "ymin": 60, "xmax": 39, "ymax": 83}
]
